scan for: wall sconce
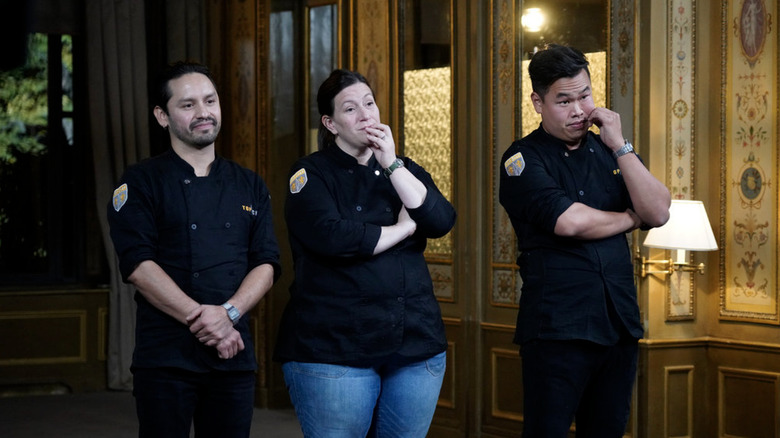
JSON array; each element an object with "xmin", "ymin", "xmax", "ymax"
[{"xmin": 636, "ymin": 200, "xmax": 718, "ymax": 278}]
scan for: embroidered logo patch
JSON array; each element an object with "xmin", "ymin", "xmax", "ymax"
[
  {"xmin": 504, "ymin": 152, "xmax": 525, "ymax": 176},
  {"xmin": 112, "ymin": 183, "xmax": 128, "ymax": 211},
  {"xmin": 242, "ymin": 205, "xmax": 258, "ymax": 216},
  {"xmin": 289, "ymin": 168, "xmax": 308, "ymax": 194}
]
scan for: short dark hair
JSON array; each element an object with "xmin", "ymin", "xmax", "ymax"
[
  {"xmin": 316, "ymin": 69, "xmax": 374, "ymax": 150},
  {"xmin": 528, "ymin": 44, "xmax": 590, "ymax": 99},
  {"xmin": 153, "ymin": 61, "xmax": 216, "ymax": 113}
]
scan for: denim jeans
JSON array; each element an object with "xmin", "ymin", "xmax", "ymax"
[{"xmin": 282, "ymin": 351, "xmax": 446, "ymax": 437}]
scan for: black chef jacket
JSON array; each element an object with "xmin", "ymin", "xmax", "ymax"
[
  {"xmin": 273, "ymin": 144, "xmax": 456, "ymax": 365},
  {"xmin": 108, "ymin": 149, "xmax": 281, "ymax": 372},
  {"xmin": 499, "ymin": 126, "xmax": 644, "ymax": 346}
]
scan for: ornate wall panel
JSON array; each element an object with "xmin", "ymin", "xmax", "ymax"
[
  {"xmin": 404, "ymin": 67, "xmax": 454, "ymax": 263},
  {"xmin": 611, "ymin": 0, "xmax": 636, "ymax": 142},
  {"xmin": 720, "ymin": 0, "xmax": 780, "ymax": 324},
  {"xmin": 666, "ymin": 0, "xmax": 697, "ymax": 320},
  {"xmin": 490, "ymin": 0, "xmax": 521, "ymax": 308}
]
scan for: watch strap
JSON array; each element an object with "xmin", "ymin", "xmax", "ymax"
[
  {"xmin": 613, "ymin": 140, "xmax": 634, "ymax": 159},
  {"xmin": 221, "ymin": 302, "xmax": 240, "ymax": 325},
  {"xmin": 383, "ymin": 158, "xmax": 404, "ymax": 178}
]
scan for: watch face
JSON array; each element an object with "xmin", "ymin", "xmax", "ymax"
[{"xmin": 223, "ymin": 303, "xmax": 240, "ymax": 323}]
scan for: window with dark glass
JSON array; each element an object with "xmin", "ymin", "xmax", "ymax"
[{"xmin": 0, "ymin": 33, "xmax": 101, "ymax": 287}]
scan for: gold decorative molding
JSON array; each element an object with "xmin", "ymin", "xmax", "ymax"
[
  {"xmin": 613, "ymin": 0, "xmax": 635, "ymax": 98},
  {"xmin": 490, "ymin": 347, "xmax": 523, "ymax": 422},
  {"xmin": 0, "ymin": 310, "xmax": 88, "ymax": 365},
  {"xmin": 98, "ymin": 306, "xmax": 108, "ymax": 362},
  {"xmin": 436, "ymin": 341, "xmax": 457, "ymax": 409},
  {"xmin": 640, "ymin": 336, "xmax": 780, "ymax": 353}
]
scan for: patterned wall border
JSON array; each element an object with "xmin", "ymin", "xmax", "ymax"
[
  {"xmin": 665, "ymin": 0, "xmax": 697, "ymax": 321},
  {"xmin": 612, "ymin": 0, "xmax": 635, "ymax": 147},
  {"xmin": 719, "ymin": 0, "xmax": 780, "ymax": 324},
  {"xmin": 490, "ymin": 0, "xmax": 522, "ymax": 308}
]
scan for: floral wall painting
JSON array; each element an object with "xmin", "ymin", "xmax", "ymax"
[{"xmin": 721, "ymin": 0, "xmax": 779, "ymax": 324}]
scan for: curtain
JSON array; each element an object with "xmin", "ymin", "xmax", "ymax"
[{"xmin": 86, "ymin": 0, "xmax": 149, "ymax": 390}]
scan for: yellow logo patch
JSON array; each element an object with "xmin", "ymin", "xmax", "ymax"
[
  {"xmin": 112, "ymin": 183, "xmax": 128, "ymax": 211},
  {"xmin": 504, "ymin": 152, "xmax": 525, "ymax": 176},
  {"xmin": 289, "ymin": 168, "xmax": 308, "ymax": 194}
]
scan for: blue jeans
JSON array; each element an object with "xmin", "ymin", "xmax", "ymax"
[{"xmin": 282, "ymin": 351, "xmax": 446, "ymax": 437}]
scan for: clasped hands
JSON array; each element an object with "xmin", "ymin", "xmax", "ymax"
[{"xmin": 186, "ymin": 305, "xmax": 244, "ymax": 360}]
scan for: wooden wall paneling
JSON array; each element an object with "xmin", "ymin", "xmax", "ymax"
[
  {"xmin": 664, "ymin": 365, "xmax": 694, "ymax": 437},
  {"xmin": 480, "ymin": 324, "xmax": 522, "ymax": 437},
  {"xmin": 0, "ymin": 310, "xmax": 88, "ymax": 365},
  {"xmin": 354, "ymin": 0, "xmax": 391, "ymax": 118},
  {"xmin": 709, "ymin": 341, "xmax": 780, "ymax": 438},
  {"xmin": 638, "ymin": 339, "xmax": 709, "ymax": 438},
  {"xmin": 718, "ymin": 367, "xmax": 779, "ymax": 438},
  {"xmin": 429, "ymin": 318, "xmax": 468, "ymax": 437},
  {"xmin": 0, "ymin": 290, "xmax": 109, "ymax": 393}
]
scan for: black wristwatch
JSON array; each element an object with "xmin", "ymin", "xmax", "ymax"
[{"xmin": 221, "ymin": 302, "xmax": 240, "ymax": 325}]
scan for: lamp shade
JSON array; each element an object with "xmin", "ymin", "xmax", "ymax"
[{"xmin": 642, "ymin": 200, "xmax": 718, "ymax": 251}]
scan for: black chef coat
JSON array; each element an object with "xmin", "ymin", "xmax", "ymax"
[
  {"xmin": 108, "ymin": 149, "xmax": 281, "ymax": 372},
  {"xmin": 274, "ymin": 144, "xmax": 456, "ymax": 365},
  {"xmin": 499, "ymin": 126, "xmax": 644, "ymax": 346}
]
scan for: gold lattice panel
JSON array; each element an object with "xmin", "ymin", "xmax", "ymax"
[{"xmin": 403, "ymin": 67, "xmax": 453, "ymax": 257}]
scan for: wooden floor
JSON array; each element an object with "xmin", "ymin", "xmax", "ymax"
[{"xmin": 0, "ymin": 390, "xmax": 303, "ymax": 437}]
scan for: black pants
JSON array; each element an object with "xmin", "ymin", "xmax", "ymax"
[
  {"xmin": 132, "ymin": 367, "xmax": 256, "ymax": 438},
  {"xmin": 519, "ymin": 338, "xmax": 639, "ymax": 438}
]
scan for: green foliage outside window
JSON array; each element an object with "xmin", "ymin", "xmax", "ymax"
[{"xmin": 0, "ymin": 33, "xmax": 50, "ymax": 165}]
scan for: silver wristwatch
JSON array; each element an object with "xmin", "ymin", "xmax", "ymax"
[
  {"xmin": 613, "ymin": 140, "xmax": 634, "ymax": 159},
  {"xmin": 222, "ymin": 302, "xmax": 240, "ymax": 325}
]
